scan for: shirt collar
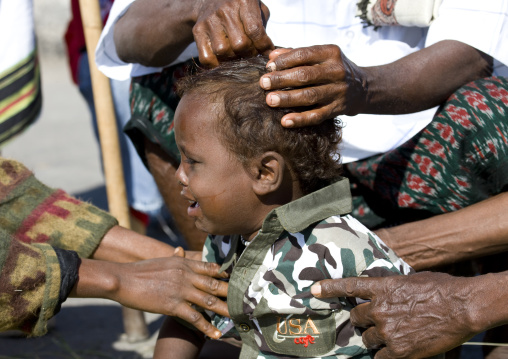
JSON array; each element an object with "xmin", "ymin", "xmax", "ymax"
[{"xmin": 271, "ymin": 177, "xmax": 352, "ymax": 233}]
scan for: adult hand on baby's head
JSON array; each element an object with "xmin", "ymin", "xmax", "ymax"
[
  {"xmin": 311, "ymin": 272, "xmax": 481, "ymax": 359},
  {"xmin": 193, "ymin": 0, "xmax": 274, "ymax": 68},
  {"xmin": 260, "ymin": 45, "xmax": 368, "ymax": 128}
]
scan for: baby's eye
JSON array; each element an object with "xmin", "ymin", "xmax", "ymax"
[{"xmin": 184, "ymin": 158, "xmax": 197, "ymax": 165}]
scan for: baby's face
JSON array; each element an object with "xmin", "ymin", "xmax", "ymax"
[{"xmin": 174, "ymin": 92, "xmax": 264, "ymax": 239}]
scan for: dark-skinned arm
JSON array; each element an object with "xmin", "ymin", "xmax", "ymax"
[
  {"xmin": 311, "ymin": 271, "xmax": 508, "ymax": 359},
  {"xmin": 70, "ymin": 256, "xmax": 229, "ymax": 339},
  {"xmin": 91, "ymin": 225, "xmax": 177, "ymax": 262},
  {"xmin": 375, "ymin": 192, "xmax": 508, "ymax": 271},
  {"xmin": 113, "ymin": 0, "xmax": 273, "ymax": 68},
  {"xmin": 260, "ymin": 41, "xmax": 493, "ymax": 127}
]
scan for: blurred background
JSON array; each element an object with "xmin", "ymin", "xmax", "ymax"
[
  {"xmin": 0, "ymin": 1, "xmax": 486, "ymax": 358},
  {"xmin": 0, "ymin": 1, "xmax": 165, "ymax": 358}
]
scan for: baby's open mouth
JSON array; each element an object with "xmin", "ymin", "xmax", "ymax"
[{"xmin": 190, "ymin": 200, "xmax": 199, "ymax": 208}]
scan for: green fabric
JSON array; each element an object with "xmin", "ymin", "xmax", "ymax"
[
  {"xmin": 125, "ymin": 59, "xmax": 197, "ymax": 167},
  {"xmin": 346, "ymin": 77, "xmax": 508, "ymax": 229},
  {"xmin": 0, "ymin": 158, "xmax": 117, "ymax": 336},
  {"xmin": 203, "ymin": 178, "xmax": 413, "ymax": 358}
]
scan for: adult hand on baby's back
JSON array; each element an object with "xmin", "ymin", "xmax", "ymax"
[
  {"xmin": 260, "ymin": 45, "xmax": 367, "ymax": 128},
  {"xmin": 311, "ymin": 272, "xmax": 482, "ymax": 358},
  {"xmin": 193, "ymin": 0, "xmax": 274, "ymax": 67},
  {"xmin": 111, "ymin": 257, "xmax": 229, "ymax": 339}
]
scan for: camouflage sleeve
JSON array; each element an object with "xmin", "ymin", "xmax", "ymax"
[
  {"xmin": 359, "ymin": 232, "xmax": 414, "ymax": 277},
  {"xmin": 0, "ymin": 231, "xmax": 61, "ymax": 336},
  {"xmin": 201, "ymin": 234, "xmax": 229, "ymax": 265},
  {"xmin": 0, "ymin": 158, "xmax": 118, "ymax": 258}
]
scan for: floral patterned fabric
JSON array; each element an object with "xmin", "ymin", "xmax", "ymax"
[{"xmin": 346, "ymin": 77, "xmax": 508, "ymax": 228}]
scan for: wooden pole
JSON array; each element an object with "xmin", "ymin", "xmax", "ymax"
[{"xmin": 78, "ymin": 0, "xmax": 148, "ymax": 342}]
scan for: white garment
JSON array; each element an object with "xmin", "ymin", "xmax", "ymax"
[
  {"xmin": 96, "ymin": 0, "xmax": 508, "ymax": 163},
  {"xmin": 0, "ymin": 0, "xmax": 36, "ymax": 73}
]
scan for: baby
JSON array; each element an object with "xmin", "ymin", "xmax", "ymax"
[{"xmin": 153, "ymin": 56, "xmax": 413, "ymax": 359}]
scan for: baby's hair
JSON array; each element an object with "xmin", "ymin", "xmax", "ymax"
[{"xmin": 176, "ymin": 56, "xmax": 343, "ymax": 195}]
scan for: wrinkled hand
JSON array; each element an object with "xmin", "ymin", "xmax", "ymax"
[
  {"xmin": 193, "ymin": 0, "xmax": 274, "ymax": 67},
  {"xmin": 311, "ymin": 272, "xmax": 479, "ymax": 358},
  {"xmin": 112, "ymin": 257, "xmax": 229, "ymax": 339},
  {"xmin": 259, "ymin": 45, "xmax": 367, "ymax": 128}
]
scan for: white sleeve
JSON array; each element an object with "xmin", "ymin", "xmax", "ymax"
[
  {"xmin": 95, "ymin": 0, "xmax": 198, "ymax": 80},
  {"xmin": 426, "ymin": 0, "xmax": 508, "ymax": 74},
  {"xmin": 95, "ymin": 0, "xmax": 140, "ymax": 80}
]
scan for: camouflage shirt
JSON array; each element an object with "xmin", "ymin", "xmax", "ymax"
[
  {"xmin": 203, "ymin": 178, "xmax": 413, "ymax": 359},
  {"xmin": 0, "ymin": 158, "xmax": 117, "ymax": 336}
]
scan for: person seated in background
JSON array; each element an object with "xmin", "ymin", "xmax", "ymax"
[
  {"xmin": 95, "ymin": 1, "xmax": 508, "ymax": 356},
  {"xmin": 152, "ymin": 57, "xmax": 419, "ymax": 359}
]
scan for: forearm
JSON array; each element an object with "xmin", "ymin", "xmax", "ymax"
[
  {"xmin": 114, "ymin": 0, "xmax": 196, "ymax": 66},
  {"xmin": 91, "ymin": 225, "xmax": 175, "ymax": 262},
  {"xmin": 362, "ymin": 40, "xmax": 493, "ymax": 115},
  {"xmin": 69, "ymin": 258, "xmax": 120, "ymax": 299},
  {"xmin": 376, "ymin": 193, "xmax": 508, "ymax": 270}
]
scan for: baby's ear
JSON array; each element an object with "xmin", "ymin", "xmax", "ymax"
[{"xmin": 250, "ymin": 152, "xmax": 285, "ymax": 196}]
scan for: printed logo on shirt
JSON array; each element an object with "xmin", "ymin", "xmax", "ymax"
[
  {"xmin": 380, "ymin": 0, "xmax": 396, "ymax": 15},
  {"xmin": 258, "ymin": 313, "xmax": 336, "ymax": 356}
]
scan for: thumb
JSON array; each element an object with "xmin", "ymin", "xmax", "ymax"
[{"xmin": 173, "ymin": 246, "xmax": 185, "ymax": 258}]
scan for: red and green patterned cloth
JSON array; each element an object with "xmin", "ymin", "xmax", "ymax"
[
  {"xmin": 346, "ymin": 77, "xmax": 508, "ymax": 228},
  {"xmin": 124, "ymin": 59, "xmax": 196, "ymax": 166},
  {"xmin": 0, "ymin": 158, "xmax": 117, "ymax": 336}
]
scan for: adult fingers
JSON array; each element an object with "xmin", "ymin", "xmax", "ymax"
[
  {"xmin": 208, "ymin": 23, "xmax": 236, "ymax": 59},
  {"xmin": 174, "ymin": 303, "xmax": 222, "ymax": 339},
  {"xmin": 267, "ymin": 47, "xmax": 293, "ymax": 61},
  {"xmin": 184, "ymin": 284, "xmax": 229, "ymax": 317},
  {"xmin": 186, "ymin": 258, "xmax": 229, "ymax": 280},
  {"xmin": 191, "ymin": 271, "xmax": 229, "ymax": 299},
  {"xmin": 185, "ymin": 250, "xmax": 204, "ymax": 261},
  {"xmin": 373, "ymin": 347, "xmax": 392, "ymax": 359},
  {"xmin": 221, "ymin": 14, "xmax": 256, "ymax": 57},
  {"xmin": 194, "ymin": 26, "xmax": 220, "ymax": 68},
  {"xmin": 349, "ymin": 302, "xmax": 375, "ymax": 328},
  {"xmin": 266, "ymin": 45, "xmax": 339, "ymax": 72},
  {"xmin": 362, "ymin": 326, "xmax": 385, "ymax": 350},
  {"xmin": 238, "ymin": 1, "xmax": 274, "ymax": 55},
  {"xmin": 265, "ymin": 83, "xmax": 344, "ymax": 108},
  {"xmin": 312, "ymin": 277, "xmax": 380, "ymax": 299},
  {"xmin": 260, "ymin": 2, "xmax": 270, "ymax": 27},
  {"xmin": 261, "ymin": 64, "xmax": 342, "ymax": 91},
  {"xmin": 280, "ymin": 107, "xmax": 333, "ymax": 128},
  {"xmin": 173, "ymin": 246, "xmax": 185, "ymax": 258}
]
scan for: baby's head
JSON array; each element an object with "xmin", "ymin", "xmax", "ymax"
[
  {"xmin": 174, "ymin": 56, "xmax": 342, "ymax": 239},
  {"xmin": 176, "ymin": 56, "xmax": 342, "ymax": 194}
]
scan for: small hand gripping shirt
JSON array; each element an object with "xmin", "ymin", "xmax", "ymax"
[{"xmin": 202, "ymin": 178, "xmax": 414, "ymax": 359}]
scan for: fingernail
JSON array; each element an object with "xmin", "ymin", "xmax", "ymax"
[
  {"xmin": 214, "ymin": 331, "xmax": 221, "ymax": 338},
  {"xmin": 283, "ymin": 119, "xmax": 294, "ymax": 128},
  {"xmin": 266, "ymin": 62, "xmax": 276, "ymax": 72},
  {"xmin": 261, "ymin": 76, "xmax": 271, "ymax": 89},
  {"xmin": 310, "ymin": 283, "xmax": 321, "ymax": 297},
  {"xmin": 268, "ymin": 94, "xmax": 280, "ymax": 106}
]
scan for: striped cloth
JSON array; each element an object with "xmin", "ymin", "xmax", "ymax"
[{"xmin": 0, "ymin": 49, "xmax": 41, "ymax": 145}]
